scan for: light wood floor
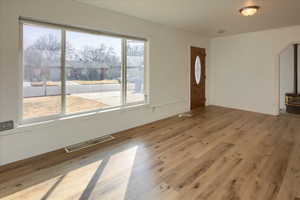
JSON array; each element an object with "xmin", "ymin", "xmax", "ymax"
[{"xmin": 1, "ymin": 106, "xmax": 300, "ymax": 200}]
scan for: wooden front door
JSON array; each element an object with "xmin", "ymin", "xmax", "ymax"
[{"xmin": 190, "ymin": 47, "xmax": 206, "ymax": 110}]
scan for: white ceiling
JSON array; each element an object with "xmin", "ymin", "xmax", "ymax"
[{"xmin": 76, "ymin": 0, "xmax": 300, "ymax": 37}]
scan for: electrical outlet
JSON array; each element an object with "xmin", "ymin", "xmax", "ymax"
[{"xmin": 0, "ymin": 120, "xmax": 14, "ymax": 132}]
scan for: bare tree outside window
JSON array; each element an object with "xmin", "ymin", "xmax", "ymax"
[
  {"xmin": 65, "ymin": 31, "xmax": 122, "ymax": 114},
  {"xmin": 23, "ymin": 25, "xmax": 62, "ymax": 119}
]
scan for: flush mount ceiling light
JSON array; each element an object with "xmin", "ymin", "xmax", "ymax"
[{"xmin": 239, "ymin": 6, "xmax": 260, "ymax": 16}]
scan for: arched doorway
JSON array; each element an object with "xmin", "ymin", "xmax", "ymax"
[{"xmin": 278, "ymin": 43, "xmax": 300, "ymax": 114}]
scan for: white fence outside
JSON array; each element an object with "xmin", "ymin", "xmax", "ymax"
[{"xmin": 24, "ymin": 82, "xmax": 135, "ymax": 97}]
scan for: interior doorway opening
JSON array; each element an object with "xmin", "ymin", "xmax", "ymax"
[{"xmin": 279, "ymin": 43, "xmax": 300, "ymax": 114}]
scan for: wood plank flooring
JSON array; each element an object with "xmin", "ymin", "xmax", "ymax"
[{"xmin": 0, "ymin": 106, "xmax": 300, "ymax": 200}]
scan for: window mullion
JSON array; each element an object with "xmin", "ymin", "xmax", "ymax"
[
  {"xmin": 122, "ymin": 39, "xmax": 127, "ymax": 105},
  {"xmin": 61, "ymin": 30, "xmax": 66, "ymax": 114},
  {"xmin": 144, "ymin": 41, "xmax": 148, "ymax": 103}
]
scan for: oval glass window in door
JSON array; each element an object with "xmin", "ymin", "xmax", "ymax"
[{"xmin": 195, "ymin": 56, "xmax": 201, "ymax": 85}]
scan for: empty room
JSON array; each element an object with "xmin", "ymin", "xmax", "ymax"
[{"xmin": 0, "ymin": 0, "xmax": 300, "ymax": 199}]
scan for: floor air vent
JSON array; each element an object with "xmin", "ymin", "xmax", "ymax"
[{"xmin": 65, "ymin": 135, "xmax": 115, "ymax": 153}]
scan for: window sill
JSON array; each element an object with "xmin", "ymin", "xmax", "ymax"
[{"xmin": 0, "ymin": 102, "xmax": 149, "ymax": 136}]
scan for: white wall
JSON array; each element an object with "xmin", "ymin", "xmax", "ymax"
[
  {"xmin": 0, "ymin": 0, "xmax": 209, "ymax": 165},
  {"xmin": 279, "ymin": 45, "xmax": 300, "ymax": 111},
  {"xmin": 209, "ymin": 26, "xmax": 300, "ymax": 115}
]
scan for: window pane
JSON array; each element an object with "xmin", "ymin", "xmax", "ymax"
[
  {"xmin": 23, "ymin": 24, "xmax": 62, "ymax": 119},
  {"xmin": 66, "ymin": 31, "xmax": 122, "ymax": 114},
  {"xmin": 126, "ymin": 40, "xmax": 145, "ymax": 103},
  {"xmin": 195, "ymin": 56, "xmax": 201, "ymax": 85}
]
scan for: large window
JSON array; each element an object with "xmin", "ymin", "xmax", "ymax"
[{"xmin": 22, "ymin": 21, "xmax": 147, "ymax": 122}]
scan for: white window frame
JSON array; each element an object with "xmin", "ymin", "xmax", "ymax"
[{"xmin": 19, "ymin": 18, "xmax": 148, "ymax": 125}]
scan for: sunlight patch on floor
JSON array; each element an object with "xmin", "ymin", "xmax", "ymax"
[
  {"xmin": 3, "ymin": 160, "xmax": 103, "ymax": 200},
  {"xmin": 87, "ymin": 146, "xmax": 138, "ymax": 200},
  {"xmin": 2, "ymin": 146, "xmax": 138, "ymax": 200}
]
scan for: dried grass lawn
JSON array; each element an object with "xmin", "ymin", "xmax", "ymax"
[{"xmin": 23, "ymin": 95, "xmax": 107, "ymax": 119}]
